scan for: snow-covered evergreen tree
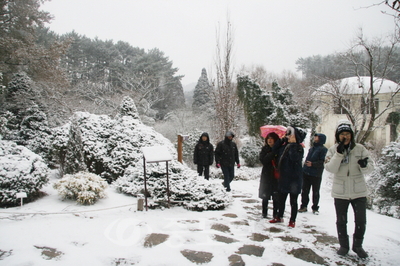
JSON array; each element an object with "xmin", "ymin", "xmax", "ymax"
[
  {"xmin": 267, "ymin": 81, "xmax": 310, "ymax": 128},
  {"xmin": 0, "ymin": 140, "xmax": 49, "ymax": 207},
  {"xmin": 368, "ymin": 140, "xmax": 400, "ymax": 218},
  {"xmin": 63, "ymin": 116, "xmax": 87, "ymax": 176},
  {"xmin": 192, "ymin": 68, "xmax": 212, "ymax": 110},
  {"xmin": 237, "ymin": 75, "xmax": 273, "ymax": 137}
]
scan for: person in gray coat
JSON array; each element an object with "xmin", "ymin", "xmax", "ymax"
[{"xmin": 324, "ymin": 119, "xmax": 374, "ymax": 258}]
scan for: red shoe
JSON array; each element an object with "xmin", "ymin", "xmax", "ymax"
[
  {"xmin": 288, "ymin": 220, "xmax": 295, "ymax": 228},
  {"xmin": 269, "ymin": 217, "xmax": 283, "ymax": 223}
]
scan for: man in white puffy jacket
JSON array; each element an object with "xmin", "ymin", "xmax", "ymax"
[{"xmin": 324, "ymin": 119, "xmax": 374, "ymax": 259}]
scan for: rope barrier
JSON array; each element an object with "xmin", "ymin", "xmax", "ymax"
[{"xmin": 0, "ymin": 203, "xmax": 135, "ymax": 216}]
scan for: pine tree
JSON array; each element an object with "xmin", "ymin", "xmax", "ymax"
[
  {"xmin": 237, "ymin": 75, "xmax": 273, "ymax": 137},
  {"xmin": 192, "ymin": 68, "xmax": 212, "ymax": 109},
  {"xmin": 63, "ymin": 116, "xmax": 87, "ymax": 176},
  {"xmin": 267, "ymin": 81, "xmax": 310, "ymax": 128}
]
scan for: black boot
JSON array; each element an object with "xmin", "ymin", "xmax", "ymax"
[
  {"xmin": 352, "ymin": 237, "xmax": 368, "ymax": 258},
  {"xmin": 337, "ymin": 236, "xmax": 349, "ymax": 256}
]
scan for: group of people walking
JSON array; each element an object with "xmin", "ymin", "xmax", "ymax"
[
  {"xmin": 259, "ymin": 119, "xmax": 373, "ymax": 259},
  {"xmin": 193, "ymin": 119, "xmax": 373, "ymax": 259}
]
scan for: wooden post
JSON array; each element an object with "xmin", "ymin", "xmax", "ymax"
[{"xmin": 177, "ymin": 134, "xmax": 183, "ymax": 163}]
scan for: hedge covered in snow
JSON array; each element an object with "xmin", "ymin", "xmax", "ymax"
[
  {"xmin": 49, "ymin": 97, "xmax": 233, "ymax": 211},
  {"xmin": 0, "ymin": 140, "xmax": 49, "ymax": 207}
]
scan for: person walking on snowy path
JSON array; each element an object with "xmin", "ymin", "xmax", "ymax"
[
  {"xmin": 269, "ymin": 126, "xmax": 306, "ymax": 228},
  {"xmin": 259, "ymin": 132, "xmax": 280, "ymax": 219},
  {"xmin": 324, "ymin": 119, "xmax": 374, "ymax": 258},
  {"xmin": 215, "ymin": 131, "xmax": 240, "ymax": 192},
  {"xmin": 193, "ymin": 132, "xmax": 214, "ymax": 180},
  {"xmin": 298, "ymin": 133, "xmax": 328, "ymax": 215}
]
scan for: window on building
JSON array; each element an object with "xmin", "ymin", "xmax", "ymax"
[
  {"xmin": 333, "ymin": 99, "xmax": 350, "ymax": 114},
  {"xmin": 361, "ymin": 98, "xmax": 379, "ymax": 114}
]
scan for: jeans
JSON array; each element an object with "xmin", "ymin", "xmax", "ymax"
[
  {"xmin": 197, "ymin": 164, "xmax": 210, "ymax": 180},
  {"xmin": 221, "ymin": 166, "xmax": 235, "ymax": 191},
  {"xmin": 334, "ymin": 197, "xmax": 367, "ymax": 240},
  {"xmin": 278, "ymin": 192, "xmax": 299, "ymax": 222},
  {"xmin": 301, "ymin": 173, "xmax": 322, "ymax": 211}
]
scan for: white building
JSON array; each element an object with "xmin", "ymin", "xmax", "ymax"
[{"xmin": 315, "ymin": 76, "xmax": 400, "ymax": 148}]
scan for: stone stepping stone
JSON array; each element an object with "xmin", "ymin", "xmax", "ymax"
[
  {"xmin": 223, "ymin": 213, "xmax": 238, "ymax": 218},
  {"xmin": 211, "ymin": 223, "xmax": 231, "ymax": 233},
  {"xmin": 235, "ymin": 244, "xmax": 265, "ymax": 257},
  {"xmin": 231, "ymin": 220, "xmax": 249, "ymax": 226},
  {"xmin": 34, "ymin": 246, "xmax": 64, "ymax": 260},
  {"xmin": 180, "ymin": 249, "xmax": 213, "ymax": 264},
  {"xmin": 241, "ymin": 199, "xmax": 259, "ymax": 204},
  {"xmin": 248, "ymin": 233, "xmax": 270, "ymax": 242},
  {"xmin": 278, "ymin": 235, "xmax": 301, "ymax": 243},
  {"xmin": 213, "ymin": 234, "xmax": 239, "ymax": 244},
  {"xmin": 143, "ymin": 233, "xmax": 169, "ymax": 247},
  {"xmin": 289, "ymin": 247, "xmax": 327, "ymax": 265},
  {"xmin": 228, "ymin": 254, "xmax": 245, "ymax": 266}
]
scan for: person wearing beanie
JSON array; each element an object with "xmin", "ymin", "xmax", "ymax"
[
  {"xmin": 298, "ymin": 133, "xmax": 328, "ymax": 215},
  {"xmin": 259, "ymin": 132, "xmax": 280, "ymax": 219},
  {"xmin": 324, "ymin": 119, "xmax": 374, "ymax": 258},
  {"xmin": 193, "ymin": 132, "xmax": 214, "ymax": 180},
  {"xmin": 215, "ymin": 131, "xmax": 240, "ymax": 192},
  {"xmin": 269, "ymin": 126, "xmax": 306, "ymax": 228}
]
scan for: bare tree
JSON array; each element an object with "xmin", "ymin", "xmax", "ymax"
[
  {"xmin": 210, "ymin": 18, "xmax": 242, "ymax": 140},
  {"xmin": 315, "ymin": 30, "xmax": 400, "ymax": 144}
]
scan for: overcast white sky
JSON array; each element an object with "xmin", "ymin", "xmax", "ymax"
[{"xmin": 41, "ymin": 0, "xmax": 396, "ymax": 86}]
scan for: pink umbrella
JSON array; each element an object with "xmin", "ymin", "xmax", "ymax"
[{"xmin": 260, "ymin": 125, "xmax": 287, "ymax": 138}]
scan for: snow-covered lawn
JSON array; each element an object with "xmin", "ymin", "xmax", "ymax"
[{"xmin": 1, "ymin": 170, "xmax": 399, "ymax": 265}]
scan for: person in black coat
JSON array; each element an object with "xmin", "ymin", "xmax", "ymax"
[
  {"xmin": 269, "ymin": 126, "xmax": 306, "ymax": 228},
  {"xmin": 299, "ymin": 133, "xmax": 328, "ymax": 214},
  {"xmin": 193, "ymin": 132, "xmax": 214, "ymax": 180},
  {"xmin": 259, "ymin": 132, "xmax": 280, "ymax": 218},
  {"xmin": 215, "ymin": 131, "xmax": 240, "ymax": 192}
]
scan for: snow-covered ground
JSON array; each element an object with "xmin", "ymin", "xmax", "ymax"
[{"xmin": 0, "ymin": 169, "xmax": 399, "ymax": 266}]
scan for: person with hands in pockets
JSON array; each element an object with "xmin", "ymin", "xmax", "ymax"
[{"xmin": 324, "ymin": 119, "xmax": 374, "ymax": 259}]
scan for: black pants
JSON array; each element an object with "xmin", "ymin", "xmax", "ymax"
[
  {"xmin": 334, "ymin": 197, "xmax": 367, "ymax": 240},
  {"xmin": 221, "ymin": 166, "xmax": 235, "ymax": 191},
  {"xmin": 300, "ymin": 173, "xmax": 322, "ymax": 211},
  {"xmin": 278, "ymin": 192, "xmax": 299, "ymax": 222},
  {"xmin": 197, "ymin": 164, "xmax": 210, "ymax": 180},
  {"xmin": 263, "ymin": 192, "xmax": 279, "ymax": 218}
]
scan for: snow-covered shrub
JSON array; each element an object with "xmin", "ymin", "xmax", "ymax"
[
  {"xmin": 0, "ymin": 140, "xmax": 49, "ymax": 207},
  {"xmin": 368, "ymin": 141, "xmax": 400, "ymax": 218},
  {"xmin": 114, "ymin": 162, "xmax": 233, "ymax": 211},
  {"xmin": 240, "ymin": 137, "xmax": 262, "ymax": 167},
  {"xmin": 53, "ymin": 171, "xmax": 108, "ymax": 205}
]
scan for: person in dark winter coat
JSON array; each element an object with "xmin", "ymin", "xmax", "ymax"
[
  {"xmin": 215, "ymin": 131, "xmax": 240, "ymax": 192},
  {"xmin": 324, "ymin": 119, "xmax": 374, "ymax": 258},
  {"xmin": 298, "ymin": 133, "xmax": 328, "ymax": 215},
  {"xmin": 259, "ymin": 132, "xmax": 280, "ymax": 219},
  {"xmin": 193, "ymin": 132, "xmax": 214, "ymax": 180},
  {"xmin": 269, "ymin": 126, "xmax": 306, "ymax": 228}
]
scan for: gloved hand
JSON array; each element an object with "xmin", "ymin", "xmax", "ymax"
[
  {"xmin": 337, "ymin": 142, "xmax": 345, "ymax": 154},
  {"xmin": 358, "ymin": 157, "xmax": 368, "ymax": 168},
  {"xmin": 237, "ymin": 163, "xmax": 241, "ymax": 168},
  {"xmin": 216, "ymin": 164, "xmax": 221, "ymax": 168}
]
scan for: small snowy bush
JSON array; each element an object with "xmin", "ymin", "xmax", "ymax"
[
  {"xmin": 53, "ymin": 172, "xmax": 108, "ymax": 205},
  {"xmin": 240, "ymin": 137, "xmax": 262, "ymax": 167},
  {"xmin": 0, "ymin": 140, "xmax": 49, "ymax": 207}
]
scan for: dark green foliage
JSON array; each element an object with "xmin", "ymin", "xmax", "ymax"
[
  {"xmin": 63, "ymin": 117, "xmax": 87, "ymax": 176},
  {"xmin": 237, "ymin": 75, "xmax": 273, "ymax": 137},
  {"xmin": 369, "ymin": 141, "xmax": 400, "ymax": 217},
  {"xmin": 192, "ymin": 68, "xmax": 212, "ymax": 109}
]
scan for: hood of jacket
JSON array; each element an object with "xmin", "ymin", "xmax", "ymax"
[{"xmin": 314, "ymin": 133, "xmax": 326, "ymax": 146}]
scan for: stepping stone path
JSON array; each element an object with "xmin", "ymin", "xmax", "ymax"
[{"xmin": 0, "ymin": 191, "xmax": 346, "ymax": 265}]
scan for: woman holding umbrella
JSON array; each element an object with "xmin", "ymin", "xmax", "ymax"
[
  {"xmin": 269, "ymin": 126, "xmax": 306, "ymax": 228},
  {"xmin": 259, "ymin": 132, "xmax": 280, "ymax": 219}
]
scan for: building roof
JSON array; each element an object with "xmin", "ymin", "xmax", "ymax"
[{"xmin": 317, "ymin": 76, "xmax": 399, "ymax": 95}]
